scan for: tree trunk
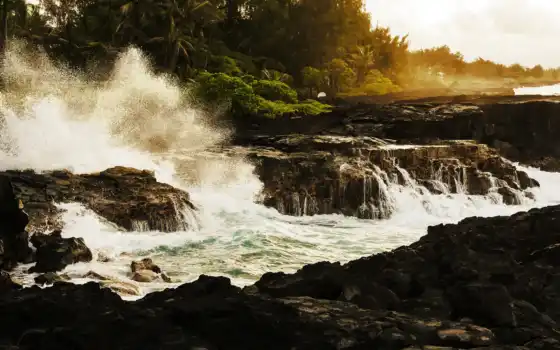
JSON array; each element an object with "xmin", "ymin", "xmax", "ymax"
[
  {"xmin": 226, "ymin": 0, "xmax": 239, "ymax": 26},
  {"xmin": 168, "ymin": 40, "xmax": 180, "ymax": 74}
]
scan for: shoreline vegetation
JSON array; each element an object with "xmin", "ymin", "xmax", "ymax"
[{"xmin": 0, "ymin": 0, "xmax": 556, "ymax": 118}]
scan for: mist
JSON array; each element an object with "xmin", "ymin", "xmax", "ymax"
[{"xmin": 366, "ymin": 0, "xmax": 560, "ymax": 68}]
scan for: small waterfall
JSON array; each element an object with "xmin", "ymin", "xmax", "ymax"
[
  {"xmin": 168, "ymin": 195, "xmax": 200, "ymax": 232},
  {"xmin": 131, "ymin": 220, "xmax": 150, "ymax": 232},
  {"xmin": 371, "ymin": 165, "xmax": 396, "ymax": 218},
  {"xmin": 263, "ymin": 147, "xmax": 540, "ymax": 222},
  {"xmin": 271, "ymin": 191, "xmax": 320, "ymax": 217}
]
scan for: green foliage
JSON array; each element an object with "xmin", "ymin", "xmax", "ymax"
[
  {"xmin": 260, "ymin": 69, "xmax": 293, "ymax": 85},
  {"xmin": 326, "ymin": 58, "xmax": 356, "ymax": 93},
  {"xmin": 195, "ymin": 71, "xmax": 260, "ymax": 115},
  {"xmin": 301, "ymin": 66, "xmax": 326, "ymax": 97},
  {"xmin": 294, "ymin": 99, "xmax": 332, "ymax": 115},
  {"xmin": 257, "ymin": 98, "xmax": 331, "ymax": 118},
  {"xmin": 342, "ymin": 70, "xmax": 401, "ymax": 96},
  {"xmin": 360, "ymin": 70, "xmax": 401, "ymax": 95},
  {"xmin": 2, "ymin": 0, "xmax": 556, "ymax": 112},
  {"xmin": 194, "ymin": 71, "xmax": 330, "ymax": 118},
  {"xmin": 251, "ymin": 79, "xmax": 297, "ymax": 103},
  {"xmin": 208, "ymin": 55, "xmax": 243, "ymax": 76}
]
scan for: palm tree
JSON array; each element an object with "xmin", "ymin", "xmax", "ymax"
[
  {"xmin": 350, "ymin": 45, "xmax": 375, "ymax": 85},
  {"xmin": 115, "ymin": 0, "xmax": 222, "ymax": 76}
]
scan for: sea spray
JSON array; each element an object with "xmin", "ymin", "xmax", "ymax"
[{"xmin": 0, "ymin": 41, "xmax": 253, "ymax": 190}]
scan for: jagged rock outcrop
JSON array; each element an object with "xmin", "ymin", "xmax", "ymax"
[
  {"xmin": 29, "ymin": 230, "xmax": 93, "ymax": 273},
  {"xmin": 233, "ymin": 97, "xmax": 560, "ymax": 171},
  {"xmin": 1, "ymin": 166, "xmax": 197, "ymax": 232},
  {"xmin": 251, "ymin": 204, "xmax": 560, "ymax": 348},
  {"xmin": 0, "ymin": 175, "xmax": 98, "ymax": 274},
  {"xmin": 235, "ymin": 135, "xmax": 538, "ymax": 218},
  {"xmin": 1, "ymin": 204, "xmax": 560, "ymax": 348}
]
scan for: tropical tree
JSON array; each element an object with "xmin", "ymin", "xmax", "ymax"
[{"xmin": 349, "ymin": 45, "xmax": 375, "ymax": 85}]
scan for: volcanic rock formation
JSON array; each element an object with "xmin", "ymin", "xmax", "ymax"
[
  {"xmin": 0, "ymin": 166, "xmax": 197, "ymax": 232},
  {"xmin": 1, "ymin": 201, "xmax": 560, "ymax": 348},
  {"xmin": 234, "ymin": 96, "xmax": 560, "ymax": 171},
  {"xmin": 229, "ymin": 135, "xmax": 539, "ymax": 218}
]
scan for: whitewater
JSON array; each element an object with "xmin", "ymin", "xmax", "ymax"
[{"xmin": 2, "ymin": 42, "xmax": 560, "ymax": 297}]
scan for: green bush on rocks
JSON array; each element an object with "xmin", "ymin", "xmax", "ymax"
[{"xmin": 194, "ymin": 71, "xmax": 330, "ymax": 118}]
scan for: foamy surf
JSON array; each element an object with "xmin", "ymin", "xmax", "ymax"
[{"xmin": 14, "ymin": 162, "xmax": 560, "ymax": 299}]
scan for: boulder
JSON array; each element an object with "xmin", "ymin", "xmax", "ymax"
[
  {"xmin": 498, "ymin": 186, "xmax": 522, "ymax": 205},
  {"xmin": 28, "ymin": 230, "xmax": 92, "ymax": 273},
  {"xmin": 131, "ymin": 258, "xmax": 162, "ymax": 274},
  {"xmin": 84, "ymin": 271, "xmax": 142, "ymax": 296},
  {"xmin": 130, "ymin": 258, "xmax": 172, "ymax": 283},
  {"xmin": 131, "ymin": 270, "xmax": 159, "ymax": 283}
]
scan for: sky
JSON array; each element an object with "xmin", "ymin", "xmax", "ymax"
[{"xmin": 366, "ymin": 0, "xmax": 560, "ymax": 68}]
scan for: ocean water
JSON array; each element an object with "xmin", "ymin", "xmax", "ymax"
[
  {"xmin": 514, "ymin": 83, "xmax": 560, "ymax": 96},
  {"xmin": 2, "ymin": 42, "xmax": 560, "ymax": 297}
]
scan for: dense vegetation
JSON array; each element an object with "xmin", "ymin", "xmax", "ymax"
[{"xmin": 0, "ymin": 0, "xmax": 558, "ymax": 118}]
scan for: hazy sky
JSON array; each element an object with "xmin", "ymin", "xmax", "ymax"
[{"xmin": 366, "ymin": 0, "xmax": 560, "ymax": 68}]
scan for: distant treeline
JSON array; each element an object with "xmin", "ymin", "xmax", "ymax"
[{"xmin": 0, "ymin": 0, "xmax": 557, "ymax": 117}]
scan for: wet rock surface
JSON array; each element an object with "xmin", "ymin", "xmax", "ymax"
[
  {"xmin": 0, "ymin": 174, "xmax": 98, "ymax": 279},
  {"xmin": 1, "ymin": 204, "xmax": 560, "ymax": 348},
  {"xmin": 223, "ymin": 98, "xmax": 560, "ymax": 219},
  {"xmin": 0, "ymin": 166, "xmax": 197, "ymax": 232},
  {"xmin": 229, "ymin": 136, "xmax": 538, "ymax": 219},
  {"xmin": 28, "ymin": 230, "xmax": 92, "ymax": 273},
  {"xmin": 130, "ymin": 258, "xmax": 172, "ymax": 283}
]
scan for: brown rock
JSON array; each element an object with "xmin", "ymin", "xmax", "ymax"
[
  {"xmin": 132, "ymin": 270, "xmax": 159, "ymax": 283},
  {"xmin": 1, "ymin": 166, "xmax": 197, "ymax": 233},
  {"xmin": 131, "ymin": 258, "xmax": 162, "ymax": 274},
  {"xmin": 234, "ymin": 136, "xmax": 537, "ymax": 219}
]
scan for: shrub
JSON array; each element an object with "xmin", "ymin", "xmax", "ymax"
[
  {"xmin": 208, "ymin": 55, "xmax": 243, "ymax": 76},
  {"xmin": 342, "ymin": 69, "xmax": 402, "ymax": 96},
  {"xmin": 251, "ymin": 79, "xmax": 298, "ymax": 103},
  {"xmin": 194, "ymin": 71, "xmax": 330, "ymax": 118},
  {"xmin": 195, "ymin": 71, "xmax": 260, "ymax": 115}
]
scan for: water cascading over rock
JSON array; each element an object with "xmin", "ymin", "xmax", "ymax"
[{"xmin": 238, "ymin": 136, "xmax": 539, "ymax": 219}]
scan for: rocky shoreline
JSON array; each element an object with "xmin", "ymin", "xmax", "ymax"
[
  {"xmin": 2, "ymin": 95, "xmax": 560, "ymax": 348},
  {"xmin": 2, "ymin": 185, "xmax": 560, "ymax": 348}
]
